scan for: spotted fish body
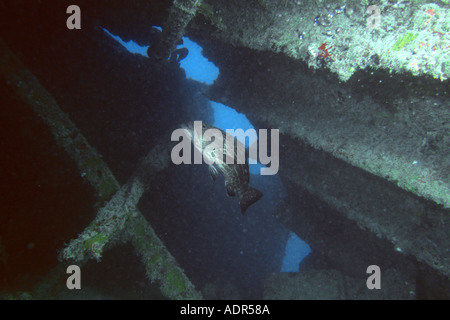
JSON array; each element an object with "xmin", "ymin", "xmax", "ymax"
[{"xmin": 182, "ymin": 122, "xmax": 263, "ymax": 214}]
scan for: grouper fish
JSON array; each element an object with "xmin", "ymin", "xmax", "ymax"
[{"xmin": 182, "ymin": 121, "xmax": 263, "ymax": 214}]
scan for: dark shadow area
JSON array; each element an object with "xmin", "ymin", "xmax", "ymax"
[
  {"xmin": 0, "ymin": 78, "xmax": 96, "ymax": 292},
  {"xmin": 140, "ymin": 161, "xmax": 289, "ymax": 299}
]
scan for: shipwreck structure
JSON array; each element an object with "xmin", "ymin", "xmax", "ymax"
[{"xmin": 0, "ymin": 0, "xmax": 448, "ymax": 299}]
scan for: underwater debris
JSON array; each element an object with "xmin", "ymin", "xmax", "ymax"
[
  {"xmin": 147, "ymin": 0, "xmax": 203, "ymax": 61},
  {"xmin": 264, "ymin": 269, "xmax": 416, "ymax": 299},
  {"xmin": 0, "ymin": 39, "xmax": 201, "ymax": 299},
  {"xmin": 128, "ymin": 213, "xmax": 202, "ymax": 299}
]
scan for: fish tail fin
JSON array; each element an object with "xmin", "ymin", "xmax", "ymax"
[{"xmin": 239, "ymin": 187, "xmax": 263, "ymax": 214}]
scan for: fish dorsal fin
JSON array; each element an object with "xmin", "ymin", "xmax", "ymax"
[{"xmin": 209, "ymin": 165, "xmax": 219, "ymax": 182}]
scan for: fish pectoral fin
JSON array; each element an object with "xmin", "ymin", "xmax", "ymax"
[
  {"xmin": 225, "ymin": 182, "xmax": 236, "ymax": 197},
  {"xmin": 209, "ymin": 165, "xmax": 219, "ymax": 182},
  {"xmin": 239, "ymin": 187, "xmax": 263, "ymax": 214}
]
